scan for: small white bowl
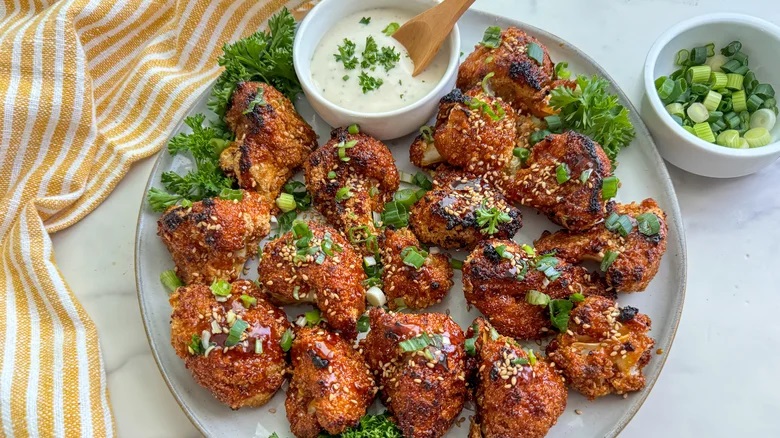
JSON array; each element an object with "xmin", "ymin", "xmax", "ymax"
[
  {"xmin": 293, "ymin": 0, "xmax": 460, "ymax": 140},
  {"xmin": 642, "ymin": 13, "xmax": 780, "ymax": 178}
]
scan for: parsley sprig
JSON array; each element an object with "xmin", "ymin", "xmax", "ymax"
[
  {"xmin": 475, "ymin": 201, "xmax": 512, "ymax": 234},
  {"xmin": 525, "ymin": 291, "xmax": 585, "ymax": 332}
]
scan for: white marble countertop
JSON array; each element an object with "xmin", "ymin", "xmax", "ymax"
[{"xmin": 51, "ymin": 0, "xmax": 780, "ymax": 436}]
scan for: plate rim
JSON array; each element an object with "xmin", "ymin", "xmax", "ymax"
[{"xmin": 134, "ymin": 7, "xmax": 688, "ymax": 437}]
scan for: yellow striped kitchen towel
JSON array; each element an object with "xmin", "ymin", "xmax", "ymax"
[{"xmin": 0, "ymin": 0, "xmax": 307, "ymax": 436}]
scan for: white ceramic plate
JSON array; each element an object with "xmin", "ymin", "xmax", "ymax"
[{"xmin": 135, "ymin": 8, "xmax": 687, "ymax": 438}]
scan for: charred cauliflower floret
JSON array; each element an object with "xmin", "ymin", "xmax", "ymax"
[
  {"xmin": 361, "ymin": 308, "xmax": 467, "ymax": 438},
  {"xmin": 257, "ymin": 220, "xmax": 365, "ymax": 339},
  {"xmin": 462, "ymin": 239, "xmax": 612, "ymax": 340},
  {"xmin": 305, "ymin": 127, "xmax": 399, "ymax": 255},
  {"xmin": 169, "ymin": 280, "xmax": 290, "ymax": 409},
  {"xmin": 157, "ymin": 191, "xmax": 271, "ymax": 285},
  {"xmin": 409, "ymin": 127, "xmax": 444, "ymax": 169},
  {"xmin": 409, "ymin": 167, "xmax": 522, "ymax": 250},
  {"xmin": 546, "ymin": 296, "xmax": 655, "ymax": 399},
  {"xmin": 458, "ymin": 27, "xmax": 561, "ymax": 117},
  {"xmin": 286, "ymin": 326, "xmax": 377, "ymax": 438},
  {"xmin": 535, "ymin": 198, "xmax": 668, "ymax": 292},
  {"xmin": 496, "ymin": 130, "xmax": 615, "ymax": 231},
  {"xmin": 220, "ymin": 82, "xmax": 318, "ymax": 203},
  {"xmin": 432, "ymin": 88, "xmax": 517, "ymax": 174},
  {"xmin": 466, "ymin": 318, "xmax": 567, "ymax": 438},
  {"xmin": 380, "ymin": 228, "xmax": 454, "ymax": 310}
]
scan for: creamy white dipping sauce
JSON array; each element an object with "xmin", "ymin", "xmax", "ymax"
[{"xmin": 310, "ymin": 8, "xmax": 449, "ymax": 113}]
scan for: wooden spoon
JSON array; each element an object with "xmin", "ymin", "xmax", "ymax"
[{"xmin": 393, "ymin": 0, "xmax": 476, "ymax": 76}]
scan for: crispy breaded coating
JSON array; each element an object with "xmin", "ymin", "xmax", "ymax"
[
  {"xmin": 305, "ymin": 127, "xmax": 399, "ymax": 255},
  {"xmin": 409, "ymin": 168, "xmax": 522, "ymax": 250},
  {"xmin": 462, "ymin": 239, "xmax": 612, "ymax": 340},
  {"xmin": 497, "ymin": 130, "xmax": 614, "ymax": 231},
  {"xmin": 466, "ymin": 318, "xmax": 566, "ymax": 438},
  {"xmin": 457, "ymin": 27, "xmax": 558, "ymax": 117},
  {"xmin": 157, "ymin": 191, "xmax": 271, "ymax": 285},
  {"xmin": 546, "ymin": 296, "xmax": 655, "ymax": 399},
  {"xmin": 257, "ymin": 220, "xmax": 365, "ymax": 339},
  {"xmin": 380, "ymin": 228, "xmax": 454, "ymax": 310},
  {"xmin": 220, "ymin": 82, "xmax": 318, "ymax": 203},
  {"xmin": 432, "ymin": 88, "xmax": 517, "ymax": 175},
  {"xmin": 361, "ymin": 308, "xmax": 467, "ymax": 438},
  {"xmin": 535, "ymin": 198, "xmax": 668, "ymax": 292},
  {"xmin": 169, "ymin": 280, "xmax": 290, "ymax": 409},
  {"xmin": 286, "ymin": 326, "xmax": 377, "ymax": 438}
]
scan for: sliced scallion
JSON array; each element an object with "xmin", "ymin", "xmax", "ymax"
[
  {"xmin": 732, "ymin": 90, "xmax": 747, "ymax": 112},
  {"xmin": 686, "ymin": 65, "xmax": 711, "ymax": 84},
  {"xmin": 601, "ymin": 176, "xmax": 619, "ymax": 199},
  {"xmin": 401, "ymin": 246, "xmax": 428, "ymax": 269},
  {"xmin": 636, "ymin": 213, "xmax": 661, "ymax": 236},
  {"xmin": 544, "ymin": 115, "xmax": 563, "ymax": 132},
  {"xmin": 210, "ymin": 279, "xmax": 231, "ymax": 297},
  {"xmin": 276, "ymin": 193, "xmax": 296, "ymax": 212},
  {"xmin": 710, "ymin": 71, "xmax": 728, "ymax": 89},
  {"xmin": 600, "ymin": 250, "xmax": 619, "ymax": 272},
  {"xmin": 726, "ymin": 73, "xmax": 744, "ymax": 90},
  {"xmin": 721, "ymin": 40, "xmax": 742, "ymax": 56},
  {"xmin": 450, "ymin": 258, "xmax": 463, "ymax": 270},
  {"xmin": 744, "ymin": 127, "xmax": 771, "ymax": 147},
  {"xmin": 280, "ymin": 328, "xmax": 294, "ymax": 352},
  {"xmin": 160, "ymin": 270, "xmax": 182, "ymax": 292},
  {"xmin": 702, "ymin": 91, "xmax": 722, "ymax": 112},
  {"xmin": 747, "ymin": 94, "xmax": 764, "ymax": 113},
  {"xmin": 357, "ymin": 314, "xmax": 370, "ymax": 332},
  {"xmin": 525, "ymin": 290, "xmax": 551, "ymax": 306},
  {"xmin": 579, "ymin": 169, "xmax": 593, "ymax": 184},
  {"xmin": 674, "ymin": 49, "xmax": 689, "ymax": 66},
  {"xmin": 749, "ymin": 108, "xmax": 776, "ymax": 131},
  {"xmin": 225, "ymin": 319, "xmax": 248, "ymax": 347},
  {"xmin": 348, "ymin": 123, "xmax": 360, "ymax": 134},
  {"xmin": 686, "ymin": 102, "xmax": 709, "ymax": 123},
  {"xmin": 240, "ymin": 294, "xmax": 257, "ymax": 308},
  {"xmin": 716, "ymin": 129, "xmax": 742, "ymax": 148},
  {"xmin": 526, "ymin": 42, "xmax": 544, "ymax": 65},
  {"xmin": 555, "ymin": 163, "xmax": 570, "ymax": 184},
  {"xmin": 692, "ymin": 122, "xmax": 716, "ymax": 143},
  {"xmin": 665, "ymin": 102, "xmax": 684, "ymax": 117}
]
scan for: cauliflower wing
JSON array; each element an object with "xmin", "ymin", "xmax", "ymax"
[
  {"xmin": 409, "ymin": 167, "xmax": 522, "ymax": 250},
  {"xmin": 157, "ymin": 191, "xmax": 271, "ymax": 285},
  {"xmin": 463, "ymin": 239, "xmax": 611, "ymax": 340},
  {"xmin": 257, "ymin": 220, "xmax": 365, "ymax": 339},
  {"xmin": 535, "ymin": 198, "xmax": 668, "ymax": 292},
  {"xmin": 466, "ymin": 318, "xmax": 567, "ymax": 438},
  {"xmin": 304, "ymin": 127, "xmax": 399, "ymax": 255},
  {"xmin": 545, "ymin": 296, "xmax": 655, "ymax": 399},
  {"xmin": 169, "ymin": 280, "xmax": 290, "ymax": 409},
  {"xmin": 431, "ymin": 88, "xmax": 517, "ymax": 174},
  {"xmin": 361, "ymin": 308, "xmax": 467, "ymax": 438},
  {"xmin": 497, "ymin": 130, "xmax": 614, "ymax": 231},
  {"xmin": 457, "ymin": 27, "xmax": 558, "ymax": 117},
  {"xmin": 286, "ymin": 326, "xmax": 377, "ymax": 438},
  {"xmin": 380, "ymin": 228, "xmax": 454, "ymax": 310},
  {"xmin": 220, "ymin": 82, "xmax": 318, "ymax": 203}
]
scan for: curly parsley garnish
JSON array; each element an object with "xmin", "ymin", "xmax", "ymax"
[
  {"xmin": 475, "ymin": 201, "xmax": 511, "ymax": 234},
  {"xmin": 359, "ymin": 72, "xmax": 384, "ymax": 93},
  {"xmin": 335, "ymin": 38, "xmax": 359, "ymax": 69}
]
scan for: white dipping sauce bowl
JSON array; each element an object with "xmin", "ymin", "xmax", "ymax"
[
  {"xmin": 642, "ymin": 13, "xmax": 780, "ymax": 178},
  {"xmin": 293, "ymin": 0, "xmax": 460, "ymax": 140}
]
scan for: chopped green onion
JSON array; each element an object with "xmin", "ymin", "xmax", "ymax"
[
  {"xmin": 725, "ymin": 112, "xmax": 741, "ymax": 128},
  {"xmin": 240, "ymin": 294, "xmax": 256, "ymax": 308},
  {"xmin": 615, "ymin": 214, "xmax": 634, "ymax": 237},
  {"xmin": 716, "ymin": 129, "xmax": 742, "ymax": 148},
  {"xmin": 535, "ymin": 256, "xmax": 561, "ymax": 281},
  {"xmin": 489, "ymin": 327, "xmax": 499, "ymax": 340},
  {"xmin": 305, "ymin": 309, "xmax": 322, "ymax": 326},
  {"xmin": 521, "ymin": 244, "xmax": 535, "ymax": 258},
  {"xmin": 526, "ymin": 348, "xmax": 538, "ymax": 365},
  {"xmin": 570, "ymin": 293, "xmax": 585, "ymax": 303},
  {"xmin": 749, "ymin": 108, "xmax": 776, "ymax": 131},
  {"xmin": 707, "ymin": 111, "xmax": 723, "ymax": 123},
  {"xmin": 753, "ymin": 84, "xmax": 775, "ymax": 99},
  {"xmin": 732, "ymin": 90, "xmax": 747, "ymax": 112},
  {"xmin": 704, "ymin": 42, "xmax": 715, "ymax": 57},
  {"xmin": 276, "ymin": 193, "xmax": 296, "ymax": 212},
  {"xmin": 280, "ymin": 328, "xmax": 294, "ymax": 352},
  {"xmin": 692, "ymin": 122, "xmax": 716, "ymax": 143},
  {"xmin": 381, "ymin": 201, "xmax": 409, "ymax": 228},
  {"xmin": 188, "ymin": 334, "xmax": 204, "ymax": 355},
  {"xmin": 703, "ymin": 91, "xmax": 722, "ymax": 112},
  {"xmin": 555, "ymin": 163, "xmax": 570, "ymax": 184},
  {"xmin": 721, "ymin": 40, "xmax": 742, "ymax": 56},
  {"xmin": 636, "ymin": 213, "xmax": 661, "ymax": 236},
  {"xmin": 526, "ymin": 42, "xmax": 544, "ymax": 65},
  {"xmin": 726, "ymin": 73, "xmax": 744, "ymax": 90},
  {"xmin": 225, "ymin": 319, "xmax": 248, "ymax": 347},
  {"xmin": 665, "ymin": 102, "xmax": 684, "ymax": 117},
  {"xmin": 399, "ymin": 171, "xmax": 415, "ymax": 184},
  {"xmin": 450, "ymin": 258, "xmax": 463, "ymax": 270},
  {"xmin": 689, "ymin": 46, "xmax": 708, "ymax": 65},
  {"xmin": 327, "ymin": 171, "xmax": 337, "ymax": 179},
  {"xmin": 481, "ymin": 71, "xmax": 495, "ymax": 96},
  {"xmin": 399, "ymin": 332, "xmax": 433, "ymax": 352},
  {"xmin": 579, "ymin": 169, "xmax": 593, "ymax": 184},
  {"xmin": 382, "ymin": 22, "xmax": 400, "ymax": 36},
  {"xmin": 744, "ymin": 127, "xmax": 771, "ymax": 147},
  {"xmin": 219, "ymin": 188, "xmax": 243, "ymax": 201},
  {"xmin": 525, "ymin": 290, "xmax": 551, "ymax": 306},
  {"xmin": 545, "ymin": 115, "xmax": 563, "ymax": 132},
  {"xmin": 401, "ymin": 246, "xmax": 428, "ymax": 269},
  {"xmin": 160, "ymin": 270, "xmax": 182, "ymax": 292},
  {"xmin": 691, "ymin": 83, "xmax": 710, "ymax": 96},
  {"xmin": 601, "ymin": 250, "xmax": 619, "ymax": 272},
  {"xmin": 554, "ymin": 61, "xmax": 571, "ymax": 79},
  {"xmin": 393, "ymin": 188, "xmax": 422, "ymax": 208},
  {"xmin": 357, "ymin": 314, "xmax": 370, "ymax": 333},
  {"xmin": 601, "ymin": 176, "xmax": 619, "ymax": 199},
  {"xmin": 464, "ymin": 336, "xmax": 477, "ymax": 356},
  {"xmin": 732, "ymin": 51, "xmax": 749, "ymax": 65},
  {"xmin": 686, "ymin": 102, "xmax": 709, "ymax": 123},
  {"xmin": 656, "ymin": 77, "xmax": 674, "ymax": 100},
  {"xmin": 493, "ymin": 244, "xmax": 512, "ymax": 259},
  {"xmin": 686, "ymin": 65, "xmax": 711, "ymax": 84},
  {"xmin": 411, "ymin": 171, "xmax": 433, "ymax": 190},
  {"xmin": 747, "ymin": 94, "xmax": 764, "ymax": 113},
  {"xmin": 529, "ymin": 129, "xmax": 550, "ymax": 146},
  {"xmin": 348, "ymin": 124, "xmax": 360, "ymax": 134},
  {"xmin": 674, "ymin": 49, "xmax": 689, "ymax": 66},
  {"xmin": 710, "ymin": 71, "xmax": 728, "ymax": 89},
  {"xmin": 210, "ymin": 279, "xmax": 231, "ymax": 297},
  {"xmin": 513, "ymin": 147, "xmax": 530, "ymax": 165},
  {"xmin": 335, "ymin": 186, "xmax": 353, "ymax": 202}
]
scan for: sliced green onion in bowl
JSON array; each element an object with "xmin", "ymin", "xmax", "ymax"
[
  {"xmin": 665, "ymin": 103, "xmax": 684, "ymax": 117},
  {"xmin": 692, "ymin": 122, "xmax": 716, "ymax": 143},
  {"xmin": 686, "ymin": 65, "xmax": 711, "ymax": 84},
  {"xmin": 726, "ymin": 73, "xmax": 744, "ymax": 91},
  {"xmin": 703, "ymin": 91, "xmax": 722, "ymax": 112},
  {"xmin": 716, "ymin": 130, "xmax": 741, "ymax": 148},
  {"xmin": 747, "ymin": 94, "xmax": 764, "ymax": 113},
  {"xmin": 732, "ymin": 90, "xmax": 747, "ymax": 113},
  {"xmin": 160, "ymin": 270, "xmax": 182, "ymax": 293},
  {"xmin": 749, "ymin": 108, "xmax": 776, "ymax": 131},
  {"xmin": 686, "ymin": 103, "xmax": 709, "ymax": 123},
  {"xmin": 674, "ymin": 49, "xmax": 689, "ymax": 66},
  {"xmin": 744, "ymin": 127, "xmax": 771, "ymax": 147},
  {"xmin": 710, "ymin": 71, "xmax": 728, "ymax": 89}
]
